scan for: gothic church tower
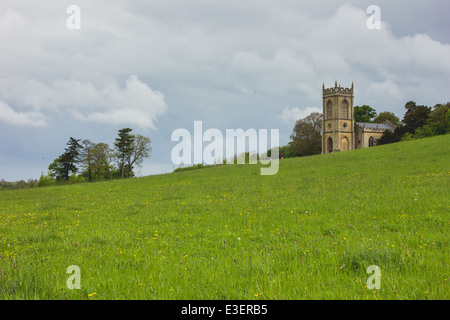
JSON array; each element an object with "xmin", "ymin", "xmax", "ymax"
[{"xmin": 322, "ymin": 81, "xmax": 355, "ymax": 153}]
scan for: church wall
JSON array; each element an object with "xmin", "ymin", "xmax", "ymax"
[
  {"xmin": 361, "ymin": 131, "xmax": 384, "ymax": 147},
  {"xmin": 339, "ymin": 120, "xmax": 352, "ymax": 131},
  {"xmin": 355, "ymin": 126, "xmax": 364, "ymax": 149}
]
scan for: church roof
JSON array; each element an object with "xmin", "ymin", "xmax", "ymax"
[{"xmin": 356, "ymin": 122, "xmax": 395, "ymax": 131}]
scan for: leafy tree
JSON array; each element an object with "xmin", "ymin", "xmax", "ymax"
[
  {"xmin": 80, "ymin": 139, "xmax": 95, "ymax": 182},
  {"xmin": 414, "ymin": 102, "xmax": 450, "ymax": 138},
  {"xmin": 377, "ymin": 101, "xmax": 447, "ymax": 144},
  {"xmin": 377, "ymin": 120, "xmax": 409, "ymax": 145},
  {"xmin": 402, "ymin": 103, "xmax": 431, "ymax": 135},
  {"xmin": 413, "ymin": 125, "xmax": 435, "ymax": 139},
  {"xmin": 354, "ymin": 105, "xmax": 377, "ymax": 123},
  {"xmin": 428, "ymin": 103, "xmax": 450, "ymax": 134},
  {"xmin": 126, "ymin": 134, "xmax": 152, "ymax": 176},
  {"xmin": 290, "ymin": 112, "xmax": 323, "ymax": 156},
  {"xmin": 278, "ymin": 142, "xmax": 297, "ymax": 158},
  {"xmin": 38, "ymin": 173, "xmax": 55, "ymax": 187},
  {"xmin": 69, "ymin": 172, "xmax": 85, "ymax": 184},
  {"xmin": 400, "ymin": 132, "xmax": 414, "ymax": 141},
  {"xmin": 373, "ymin": 111, "xmax": 400, "ymax": 126},
  {"xmin": 91, "ymin": 142, "xmax": 114, "ymax": 180},
  {"xmin": 59, "ymin": 137, "xmax": 83, "ymax": 181},
  {"xmin": 48, "ymin": 157, "xmax": 64, "ymax": 181},
  {"xmin": 114, "ymin": 128, "xmax": 135, "ymax": 179},
  {"xmin": 404, "ymin": 100, "xmax": 418, "ymax": 115}
]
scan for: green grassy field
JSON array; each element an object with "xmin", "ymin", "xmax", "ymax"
[{"xmin": 0, "ymin": 135, "xmax": 448, "ymax": 299}]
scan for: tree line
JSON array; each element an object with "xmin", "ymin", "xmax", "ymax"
[
  {"xmin": 40, "ymin": 128, "xmax": 152, "ymax": 186},
  {"xmin": 4, "ymin": 128, "xmax": 150, "ymax": 189},
  {"xmin": 274, "ymin": 101, "xmax": 449, "ymax": 158},
  {"xmin": 376, "ymin": 101, "xmax": 450, "ymax": 144}
]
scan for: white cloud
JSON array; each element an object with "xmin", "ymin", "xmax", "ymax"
[
  {"xmin": 0, "ymin": 75, "xmax": 168, "ymax": 130},
  {"xmin": 277, "ymin": 106, "xmax": 321, "ymax": 126},
  {"xmin": 0, "ymin": 100, "xmax": 47, "ymax": 127},
  {"xmin": 68, "ymin": 75, "xmax": 168, "ymax": 129}
]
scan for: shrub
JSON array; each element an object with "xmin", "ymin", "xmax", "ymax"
[{"xmin": 38, "ymin": 174, "xmax": 55, "ymax": 187}]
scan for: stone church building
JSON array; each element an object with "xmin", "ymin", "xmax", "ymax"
[{"xmin": 322, "ymin": 81, "xmax": 395, "ymax": 154}]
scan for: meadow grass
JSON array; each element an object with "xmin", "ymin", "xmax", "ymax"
[{"xmin": 0, "ymin": 135, "xmax": 448, "ymax": 299}]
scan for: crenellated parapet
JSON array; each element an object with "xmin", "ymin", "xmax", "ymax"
[{"xmin": 322, "ymin": 81, "xmax": 353, "ymax": 97}]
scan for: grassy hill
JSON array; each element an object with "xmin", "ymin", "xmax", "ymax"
[{"xmin": 0, "ymin": 135, "xmax": 449, "ymax": 299}]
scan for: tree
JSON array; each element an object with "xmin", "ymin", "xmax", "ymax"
[
  {"xmin": 48, "ymin": 157, "xmax": 64, "ymax": 181},
  {"xmin": 376, "ymin": 101, "xmax": 448, "ymax": 145},
  {"xmin": 270, "ymin": 142, "xmax": 296, "ymax": 159},
  {"xmin": 404, "ymin": 100, "xmax": 417, "ymax": 115},
  {"xmin": 428, "ymin": 103, "xmax": 450, "ymax": 134},
  {"xmin": 290, "ymin": 112, "xmax": 323, "ymax": 157},
  {"xmin": 373, "ymin": 111, "xmax": 400, "ymax": 126},
  {"xmin": 354, "ymin": 105, "xmax": 377, "ymax": 123},
  {"xmin": 402, "ymin": 103, "xmax": 431, "ymax": 135},
  {"xmin": 79, "ymin": 142, "xmax": 115, "ymax": 181},
  {"xmin": 114, "ymin": 128, "xmax": 135, "ymax": 179},
  {"xmin": 59, "ymin": 137, "xmax": 83, "ymax": 181},
  {"xmin": 413, "ymin": 125, "xmax": 435, "ymax": 139},
  {"xmin": 126, "ymin": 134, "xmax": 152, "ymax": 176},
  {"xmin": 377, "ymin": 101, "xmax": 428, "ymax": 145},
  {"xmin": 80, "ymin": 139, "xmax": 95, "ymax": 182},
  {"xmin": 38, "ymin": 173, "xmax": 55, "ymax": 187},
  {"xmin": 91, "ymin": 143, "xmax": 115, "ymax": 180},
  {"xmin": 376, "ymin": 127, "xmax": 403, "ymax": 145},
  {"xmin": 414, "ymin": 102, "xmax": 450, "ymax": 138}
]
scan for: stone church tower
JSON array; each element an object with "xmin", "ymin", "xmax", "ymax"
[{"xmin": 322, "ymin": 81, "xmax": 355, "ymax": 153}]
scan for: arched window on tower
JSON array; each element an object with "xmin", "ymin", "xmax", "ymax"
[
  {"xmin": 340, "ymin": 100, "xmax": 349, "ymax": 118},
  {"xmin": 327, "ymin": 100, "xmax": 333, "ymax": 119},
  {"xmin": 369, "ymin": 136, "xmax": 374, "ymax": 147}
]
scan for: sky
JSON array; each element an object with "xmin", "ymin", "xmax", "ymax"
[{"xmin": 1, "ymin": 0, "xmax": 449, "ymax": 181}]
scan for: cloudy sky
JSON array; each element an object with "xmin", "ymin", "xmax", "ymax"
[{"xmin": 1, "ymin": 0, "xmax": 449, "ymax": 181}]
